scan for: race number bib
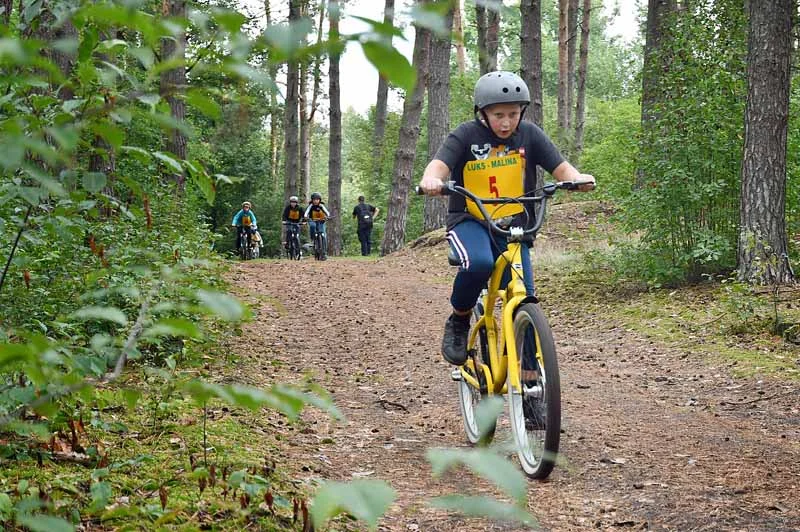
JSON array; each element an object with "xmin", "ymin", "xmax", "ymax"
[
  {"xmin": 242, "ymin": 215, "xmax": 252, "ymax": 226},
  {"xmin": 463, "ymin": 153, "xmax": 525, "ymax": 220}
]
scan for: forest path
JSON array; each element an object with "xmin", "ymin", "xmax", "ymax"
[{"xmin": 226, "ymin": 228, "xmax": 799, "ymax": 532}]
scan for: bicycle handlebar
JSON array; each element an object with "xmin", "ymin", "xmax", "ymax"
[{"xmin": 415, "ymin": 180, "xmax": 595, "ymax": 238}]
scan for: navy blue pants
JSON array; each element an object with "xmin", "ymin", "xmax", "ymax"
[{"xmin": 446, "ymin": 219, "xmax": 510, "ymax": 311}]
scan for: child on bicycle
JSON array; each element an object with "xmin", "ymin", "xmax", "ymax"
[
  {"xmin": 231, "ymin": 201, "xmax": 258, "ymax": 253},
  {"xmin": 418, "ymin": 71, "xmax": 595, "ymax": 366},
  {"xmin": 304, "ymin": 191, "xmax": 330, "ymax": 244},
  {"xmin": 282, "ymin": 195, "xmax": 304, "ymax": 250}
]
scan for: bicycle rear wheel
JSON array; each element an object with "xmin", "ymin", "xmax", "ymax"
[
  {"xmin": 507, "ymin": 302, "xmax": 561, "ymax": 479},
  {"xmin": 457, "ymin": 302, "xmax": 496, "ymax": 444}
]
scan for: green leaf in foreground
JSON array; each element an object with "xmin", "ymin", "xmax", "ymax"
[
  {"xmin": 182, "ymin": 381, "xmax": 333, "ymax": 420},
  {"xmin": 311, "ymin": 480, "xmax": 395, "ymax": 530},
  {"xmin": 143, "ymin": 318, "xmax": 201, "ymax": 339},
  {"xmin": 474, "ymin": 396, "xmax": 504, "ymax": 443},
  {"xmin": 361, "ymin": 41, "xmax": 415, "ymax": 92},
  {"xmin": 427, "ymin": 448, "xmax": 527, "ymax": 504},
  {"xmin": 429, "ymin": 495, "xmax": 537, "ymax": 527},
  {"xmin": 16, "ymin": 514, "xmax": 75, "ymax": 532},
  {"xmin": 71, "ymin": 306, "xmax": 128, "ymax": 326},
  {"xmin": 195, "ymin": 290, "xmax": 248, "ymax": 321}
]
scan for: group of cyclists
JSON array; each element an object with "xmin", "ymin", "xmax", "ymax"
[{"xmin": 230, "ymin": 192, "xmax": 331, "ymax": 260}]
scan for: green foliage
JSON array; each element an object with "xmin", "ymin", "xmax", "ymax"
[
  {"xmin": 618, "ymin": 0, "xmax": 748, "ymax": 284},
  {"xmin": 579, "ymin": 97, "xmax": 640, "ymax": 198},
  {"xmin": 311, "ymin": 480, "xmax": 396, "ymax": 530}
]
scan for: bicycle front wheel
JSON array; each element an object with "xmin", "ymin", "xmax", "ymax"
[
  {"xmin": 457, "ymin": 303, "xmax": 496, "ymax": 445},
  {"xmin": 507, "ymin": 302, "xmax": 561, "ymax": 479}
]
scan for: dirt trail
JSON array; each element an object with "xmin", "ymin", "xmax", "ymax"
[{"xmin": 227, "ymin": 238, "xmax": 799, "ymax": 532}]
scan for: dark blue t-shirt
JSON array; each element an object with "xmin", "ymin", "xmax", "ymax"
[{"xmin": 434, "ymin": 119, "xmax": 564, "ymax": 229}]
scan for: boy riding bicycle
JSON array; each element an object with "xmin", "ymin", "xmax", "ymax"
[
  {"xmin": 231, "ymin": 201, "xmax": 258, "ymax": 253},
  {"xmin": 418, "ymin": 71, "xmax": 595, "ymax": 366},
  {"xmin": 304, "ymin": 192, "xmax": 331, "ymax": 257},
  {"xmin": 282, "ymin": 195, "xmax": 304, "ymax": 251}
]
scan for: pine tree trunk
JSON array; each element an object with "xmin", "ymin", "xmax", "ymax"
[
  {"xmin": 520, "ymin": 0, "xmax": 545, "ymax": 190},
  {"xmin": 327, "ymin": 0, "xmax": 343, "ymax": 256},
  {"xmin": 566, "ymin": 0, "xmax": 579, "ymax": 131},
  {"xmin": 299, "ymin": 62, "xmax": 310, "ymax": 201},
  {"xmin": 475, "ymin": 4, "xmax": 498, "ymax": 74},
  {"xmin": 423, "ymin": 7, "xmax": 453, "ymax": 233},
  {"xmin": 372, "ymin": 0, "xmax": 394, "ymax": 175},
  {"xmin": 557, "ymin": 0, "xmax": 569, "ymax": 150},
  {"xmin": 637, "ymin": 0, "xmax": 676, "ymax": 187},
  {"xmin": 737, "ymin": 0, "xmax": 794, "ymax": 284},
  {"xmin": 264, "ymin": 0, "xmax": 281, "ymax": 193},
  {"xmin": 520, "ymin": 0, "xmax": 544, "ymax": 127},
  {"xmin": 573, "ymin": 0, "xmax": 591, "ymax": 165},
  {"xmin": 486, "ymin": 5, "xmax": 499, "ymax": 72},
  {"xmin": 453, "ymin": 0, "xmax": 466, "ymax": 74},
  {"xmin": 160, "ymin": 0, "xmax": 187, "ymax": 189},
  {"xmin": 2, "ymin": 0, "xmax": 11, "ymax": 25},
  {"xmin": 381, "ymin": 21, "xmax": 430, "ymax": 255},
  {"xmin": 283, "ymin": 0, "xmax": 301, "ymax": 202}
]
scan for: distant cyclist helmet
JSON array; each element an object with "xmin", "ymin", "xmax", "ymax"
[
  {"xmin": 242, "ymin": 201, "xmax": 251, "ymax": 208},
  {"xmin": 310, "ymin": 192, "xmax": 322, "ymax": 201},
  {"xmin": 289, "ymin": 196, "xmax": 298, "ymax": 202},
  {"xmin": 473, "ymin": 71, "xmax": 531, "ymax": 112}
]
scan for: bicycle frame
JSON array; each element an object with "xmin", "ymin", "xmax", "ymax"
[{"xmin": 462, "ymin": 240, "xmax": 540, "ymax": 397}]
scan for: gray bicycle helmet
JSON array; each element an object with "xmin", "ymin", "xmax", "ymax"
[
  {"xmin": 289, "ymin": 195, "xmax": 298, "ymax": 202},
  {"xmin": 474, "ymin": 71, "xmax": 531, "ymax": 111},
  {"xmin": 310, "ymin": 192, "xmax": 322, "ymax": 200}
]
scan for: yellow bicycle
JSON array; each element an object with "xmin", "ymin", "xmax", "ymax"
[{"xmin": 421, "ymin": 180, "xmax": 590, "ymax": 479}]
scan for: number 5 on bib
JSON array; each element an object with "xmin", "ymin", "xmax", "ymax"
[{"xmin": 463, "ymin": 153, "xmax": 525, "ymax": 220}]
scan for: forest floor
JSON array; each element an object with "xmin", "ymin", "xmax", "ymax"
[{"xmin": 226, "ymin": 201, "xmax": 800, "ymax": 532}]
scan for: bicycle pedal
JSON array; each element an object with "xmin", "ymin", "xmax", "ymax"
[{"xmin": 450, "ymin": 369, "xmax": 462, "ymax": 381}]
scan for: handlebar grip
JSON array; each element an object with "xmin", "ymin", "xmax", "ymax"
[{"xmin": 416, "ymin": 181, "xmax": 453, "ymax": 196}]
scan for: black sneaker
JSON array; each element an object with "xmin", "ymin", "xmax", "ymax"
[
  {"xmin": 441, "ymin": 314, "xmax": 470, "ymax": 365},
  {"xmin": 523, "ymin": 398, "xmax": 546, "ymax": 430}
]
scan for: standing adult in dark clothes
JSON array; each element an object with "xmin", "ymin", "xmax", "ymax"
[{"xmin": 352, "ymin": 195, "xmax": 379, "ymax": 256}]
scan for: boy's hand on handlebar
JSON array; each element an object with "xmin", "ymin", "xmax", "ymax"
[
  {"xmin": 576, "ymin": 174, "xmax": 596, "ymax": 192},
  {"xmin": 418, "ymin": 176, "xmax": 445, "ymax": 196}
]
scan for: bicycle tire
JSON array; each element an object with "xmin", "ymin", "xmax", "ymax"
[
  {"xmin": 457, "ymin": 302, "xmax": 496, "ymax": 445},
  {"xmin": 507, "ymin": 302, "xmax": 561, "ymax": 479}
]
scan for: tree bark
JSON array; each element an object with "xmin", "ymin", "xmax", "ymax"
[
  {"xmin": 567, "ymin": 0, "xmax": 579, "ymax": 131},
  {"xmin": 573, "ymin": 0, "xmax": 591, "ymax": 165},
  {"xmin": 1, "ymin": 0, "xmax": 11, "ymax": 25},
  {"xmin": 520, "ymin": 0, "xmax": 545, "ymax": 190},
  {"xmin": 453, "ymin": 0, "xmax": 466, "ymax": 74},
  {"xmin": 381, "ymin": 18, "xmax": 430, "ymax": 255},
  {"xmin": 299, "ymin": 61, "xmax": 310, "ymax": 201},
  {"xmin": 557, "ymin": 0, "xmax": 569, "ymax": 150},
  {"xmin": 423, "ymin": 7, "xmax": 453, "ymax": 233},
  {"xmin": 372, "ymin": 0, "xmax": 394, "ymax": 178},
  {"xmin": 327, "ymin": 0, "xmax": 343, "ymax": 256},
  {"xmin": 520, "ymin": 0, "xmax": 544, "ymax": 128},
  {"xmin": 637, "ymin": 0, "xmax": 676, "ymax": 187},
  {"xmin": 264, "ymin": 0, "xmax": 281, "ymax": 193},
  {"xmin": 476, "ymin": 4, "xmax": 498, "ymax": 74},
  {"xmin": 300, "ymin": 1, "xmax": 325, "ymax": 202},
  {"xmin": 737, "ymin": 0, "xmax": 794, "ymax": 284},
  {"xmin": 283, "ymin": 0, "xmax": 301, "ymax": 202},
  {"xmin": 160, "ymin": 0, "xmax": 187, "ymax": 189}
]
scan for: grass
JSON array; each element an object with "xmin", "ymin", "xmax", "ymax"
[
  {"xmin": 0, "ymin": 287, "xmax": 326, "ymax": 531},
  {"xmin": 534, "ymin": 228, "xmax": 800, "ymax": 380}
]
